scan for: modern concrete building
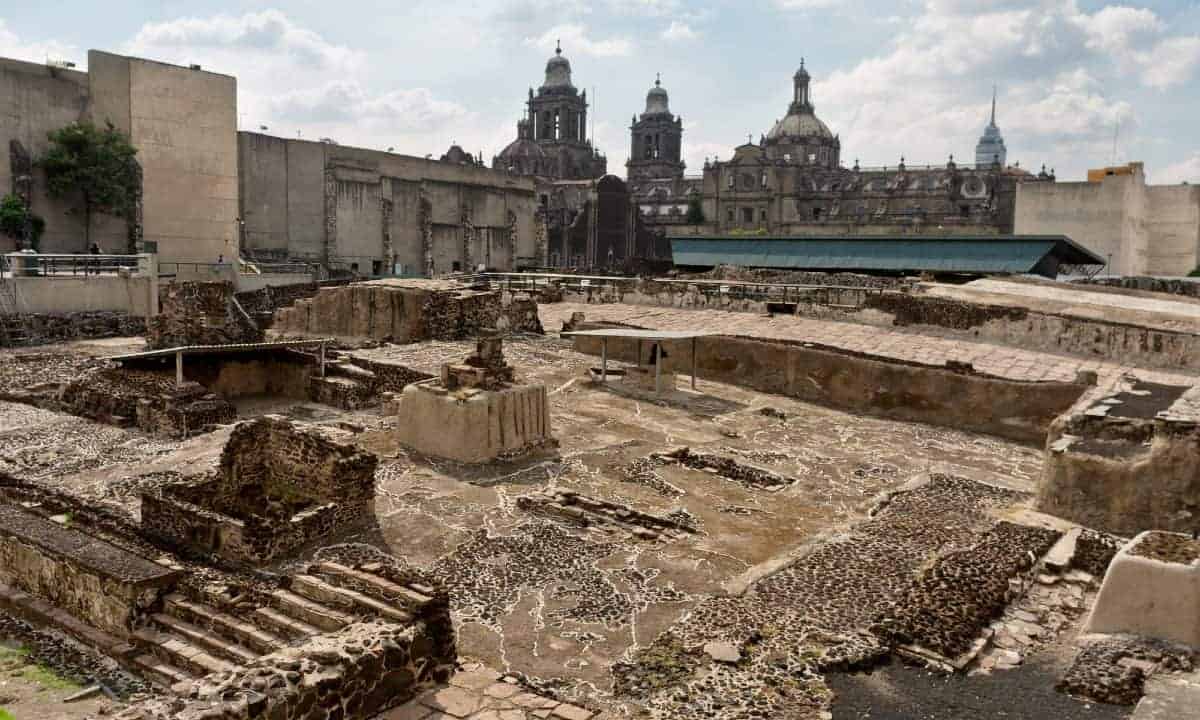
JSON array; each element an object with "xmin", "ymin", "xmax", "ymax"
[
  {"xmin": 238, "ymin": 133, "xmax": 541, "ymax": 276},
  {"xmin": 1, "ymin": 51, "xmax": 238, "ymax": 264},
  {"xmin": 1015, "ymin": 162, "xmax": 1200, "ymax": 276}
]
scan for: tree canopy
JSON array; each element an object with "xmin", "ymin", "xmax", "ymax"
[
  {"xmin": 39, "ymin": 121, "xmax": 139, "ymax": 245},
  {"xmin": 685, "ymin": 195, "xmax": 705, "ymax": 224},
  {"xmin": 0, "ymin": 194, "xmax": 44, "ymax": 250}
]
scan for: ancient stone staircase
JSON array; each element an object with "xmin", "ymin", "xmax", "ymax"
[{"xmin": 128, "ymin": 561, "xmax": 435, "ymax": 691}]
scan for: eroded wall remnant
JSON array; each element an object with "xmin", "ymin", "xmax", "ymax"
[
  {"xmin": 147, "ymin": 281, "xmax": 263, "ymax": 349},
  {"xmin": 273, "ymin": 279, "xmax": 542, "ymax": 342},
  {"xmin": 142, "ymin": 416, "xmax": 377, "ymax": 565},
  {"xmin": 569, "ymin": 319, "xmax": 1091, "ymax": 442},
  {"xmin": 1038, "ymin": 380, "xmax": 1200, "ymax": 536},
  {"xmin": 397, "ymin": 335, "xmax": 554, "ymax": 463}
]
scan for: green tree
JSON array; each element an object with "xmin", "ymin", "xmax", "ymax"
[
  {"xmin": 39, "ymin": 121, "xmax": 139, "ymax": 248},
  {"xmin": 0, "ymin": 194, "xmax": 44, "ymax": 251},
  {"xmin": 685, "ymin": 195, "xmax": 705, "ymax": 224}
]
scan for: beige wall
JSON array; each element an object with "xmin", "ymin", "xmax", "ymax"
[
  {"xmin": 90, "ymin": 52, "xmax": 240, "ymax": 265},
  {"xmin": 8, "ymin": 274, "xmax": 157, "ymax": 316},
  {"xmin": 0, "ymin": 51, "xmax": 239, "ymax": 261},
  {"xmin": 0, "ymin": 57, "xmax": 126, "ymax": 253},
  {"xmin": 1016, "ymin": 163, "xmax": 1200, "ymax": 276},
  {"xmin": 238, "ymin": 132, "xmax": 538, "ymax": 275}
]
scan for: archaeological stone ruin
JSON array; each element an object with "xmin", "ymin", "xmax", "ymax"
[{"xmin": 2, "ymin": 267, "xmax": 1200, "ymax": 720}]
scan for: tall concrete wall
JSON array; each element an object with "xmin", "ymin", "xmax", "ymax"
[
  {"xmin": 0, "ymin": 52, "xmax": 238, "ymax": 262},
  {"xmin": 1016, "ymin": 163, "xmax": 1200, "ymax": 276},
  {"xmin": 238, "ymin": 132, "xmax": 538, "ymax": 275},
  {"xmin": 89, "ymin": 52, "xmax": 239, "ymax": 265},
  {"xmin": 0, "ymin": 57, "xmax": 125, "ymax": 253}
]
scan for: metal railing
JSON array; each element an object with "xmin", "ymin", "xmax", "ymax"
[{"xmin": 2, "ymin": 253, "xmax": 149, "ymax": 277}]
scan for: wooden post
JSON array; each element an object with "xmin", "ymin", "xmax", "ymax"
[
  {"xmin": 601, "ymin": 337, "xmax": 608, "ymax": 382},
  {"xmin": 654, "ymin": 341, "xmax": 662, "ymax": 394},
  {"xmin": 691, "ymin": 336, "xmax": 697, "ymax": 390},
  {"xmin": 319, "ymin": 341, "xmax": 326, "ymax": 378},
  {"xmin": 175, "ymin": 351, "xmax": 183, "ymax": 387}
]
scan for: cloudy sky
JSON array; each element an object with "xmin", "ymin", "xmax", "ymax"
[{"xmin": 3, "ymin": 1, "xmax": 1199, "ymax": 182}]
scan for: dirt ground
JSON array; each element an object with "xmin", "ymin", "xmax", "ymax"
[{"xmin": 0, "ymin": 645, "xmax": 113, "ymax": 720}]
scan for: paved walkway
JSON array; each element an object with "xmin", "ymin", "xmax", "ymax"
[
  {"xmin": 539, "ymin": 302, "xmax": 1199, "ymax": 390},
  {"xmin": 381, "ymin": 664, "xmax": 594, "ymax": 720}
]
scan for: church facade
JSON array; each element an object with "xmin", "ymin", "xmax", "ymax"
[{"xmin": 631, "ymin": 63, "xmax": 1053, "ymax": 238}]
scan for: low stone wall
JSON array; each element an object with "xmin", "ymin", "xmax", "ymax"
[
  {"xmin": 274, "ymin": 280, "xmax": 542, "ymax": 342},
  {"xmin": 0, "ymin": 505, "xmax": 177, "ymax": 638},
  {"xmin": 564, "ymin": 281, "xmax": 1200, "ymax": 371},
  {"xmin": 1037, "ymin": 384, "xmax": 1200, "ymax": 535},
  {"xmin": 234, "ymin": 279, "xmax": 354, "ymax": 328},
  {"xmin": 148, "ymin": 281, "xmax": 263, "ymax": 350},
  {"xmin": 347, "ymin": 357, "xmax": 434, "ymax": 393},
  {"xmin": 0, "ymin": 311, "xmax": 146, "ymax": 347},
  {"xmin": 571, "ymin": 322, "xmax": 1091, "ymax": 443},
  {"xmin": 142, "ymin": 417, "xmax": 378, "ymax": 565},
  {"xmin": 113, "ymin": 618, "xmax": 454, "ymax": 720},
  {"xmin": 1084, "ymin": 532, "xmax": 1200, "ymax": 649},
  {"xmin": 1079, "ymin": 276, "xmax": 1200, "ymax": 298},
  {"xmin": 60, "ymin": 367, "xmax": 236, "ymax": 438},
  {"xmin": 397, "ymin": 381, "xmax": 553, "ymax": 463}
]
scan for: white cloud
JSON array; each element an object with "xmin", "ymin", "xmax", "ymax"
[
  {"xmin": 1156, "ymin": 153, "xmax": 1200, "ymax": 185},
  {"xmin": 662, "ymin": 21, "xmax": 699, "ymax": 42},
  {"xmin": 798, "ymin": 0, "xmax": 1198, "ymax": 179},
  {"xmin": 120, "ymin": 10, "xmax": 477, "ymax": 156},
  {"xmin": 774, "ymin": 0, "xmax": 839, "ymax": 8},
  {"xmin": 607, "ymin": 0, "xmax": 682, "ymax": 16},
  {"xmin": 127, "ymin": 10, "xmax": 362, "ymax": 72},
  {"xmin": 1138, "ymin": 36, "xmax": 1200, "ymax": 90},
  {"xmin": 0, "ymin": 18, "xmax": 77, "ymax": 66},
  {"xmin": 523, "ymin": 23, "xmax": 633, "ymax": 57}
]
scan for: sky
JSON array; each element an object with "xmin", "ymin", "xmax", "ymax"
[{"xmin": 3, "ymin": 0, "xmax": 1199, "ymax": 183}]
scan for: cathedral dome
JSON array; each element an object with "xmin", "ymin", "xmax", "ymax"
[
  {"xmin": 497, "ymin": 120, "xmax": 546, "ymax": 166},
  {"xmin": 767, "ymin": 111, "xmax": 834, "ymax": 141},
  {"xmin": 542, "ymin": 43, "xmax": 573, "ymax": 89},
  {"xmin": 644, "ymin": 75, "xmax": 670, "ymax": 116}
]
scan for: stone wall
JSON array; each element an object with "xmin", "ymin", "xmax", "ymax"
[
  {"xmin": 234, "ymin": 279, "xmax": 354, "ymax": 327},
  {"xmin": 397, "ymin": 382, "xmax": 553, "ymax": 463},
  {"xmin": 113, "ymin": 618, "xmax": 454, "ymax": 720},
  {"xmin": 1037, "ymin": 383, "xmax": 1200, "ymax": 535},
  {"xmin": 238, "ymin": 131, "xmax": 538, "ymax": 273},
  {"xmin": 148, "ymin": 281, "xmax": 263, "ymax": 349},
  {"xmin": 142, "ymin": 417, "xmax": 378, "ymax": 565},
  {"xmin": 60, "ymin": 367, "xmax": 236, "ymax": 438},
  {"xmin": 570, "ymin": 281, "xmax": 1200, "ymax": 372},
  {"xmin": 0, "ymin": 505, "xmax": 177, "ymax": 638},
  {"xmin": 571, "ymin": 322, "xmax": 1091, "ymax": 442},
  {"xmin": 1078, "ymin": 276, "xmax": 1200, "ymax": 298},
  {"xmin": 0, "ymin": 311, "xmax": 145, "ymax": 347},
  {"xmin": 274, "ymin": 280, "xmax": 542, "ymax": 342}
]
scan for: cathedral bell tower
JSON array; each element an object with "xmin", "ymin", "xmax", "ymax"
[{"xmin": 626, "ymin": 74, "xmax": 685, "ymax": 182}]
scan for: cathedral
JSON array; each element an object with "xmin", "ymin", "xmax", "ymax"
[
  {"xmin": 630, "ymin": 62, "xmax": 1053, "ymax": 237},
  {"xmin": 493, "ymin": 42, "xmax": 608, "ymax": 182},
  {"xmin": 493, "ymin": 44, "xmax": 665, "ymax": 271}
]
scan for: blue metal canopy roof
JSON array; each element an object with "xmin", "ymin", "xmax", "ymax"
[{"xmin": 670, "ymin": 235, "xmax": 1103, "ymax": 276}]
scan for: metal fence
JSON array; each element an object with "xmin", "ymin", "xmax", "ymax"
[{"xmin": 2, "ymin": 253, "xmax": 147, "ymax": 277}]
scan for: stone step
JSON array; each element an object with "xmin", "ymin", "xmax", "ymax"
[
  {"xmin": 269, "ymin": 588, "xmax": 355, "ymax": 633},
  {"xmin": 313, "ymin": 561, "xmax": 433, "ymax": 607},
  {"xmin": 131, "ymin": 627, "xmax": 238, "ymax": 678},
  {"xmin": 150, "ymin": 613, "xmax": 259, "ymax": 666},
  {"xmin": 252, "ymin": 605, "xmax": 324, "ymax": 640},
  {"xmin": 291, "ymin": 574, "xmax": 413, "ymax": 624},
  {"xmin": 129, "ymin": 653, "xmax": 195, "ymax": 688},
  {"xmin": 163, "ymin": 594, "xmax": 285, "ymax": 655}
]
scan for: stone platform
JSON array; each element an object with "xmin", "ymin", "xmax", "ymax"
[
  {"xmin": 397, "ymin": 382, "xmax": 551, "ymax": 464},
  {"xmin": 1085, "ymin": 531, "xmax": 1200, "ymax": 648},
  {"xmin": 0, "ymin": 505, "xmax": 178, "ymax": 637}
]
